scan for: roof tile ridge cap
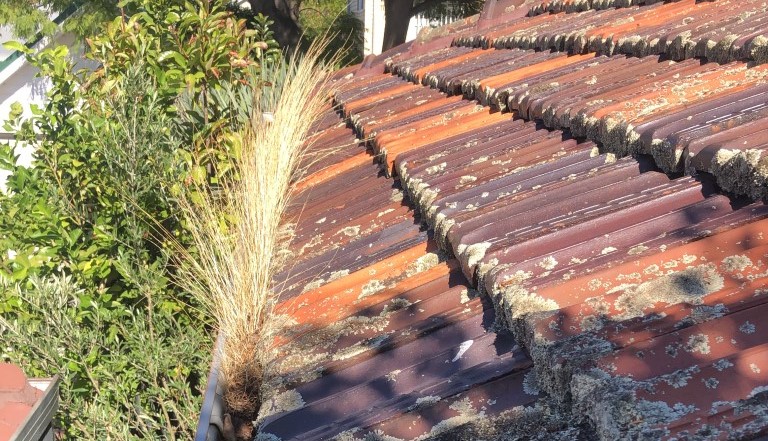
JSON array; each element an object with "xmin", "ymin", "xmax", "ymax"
[
  {"xmin": 353, "ymin": 41, "xmax": 416, "ymax": 77},
  {"xmin": 477, "ymin": 0, "xmax": 532, "ymax": 30}
]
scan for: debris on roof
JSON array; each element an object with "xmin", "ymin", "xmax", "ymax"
[{"xmin": 249, "ymin": 0, "xmax": 768, "ymax": 439}]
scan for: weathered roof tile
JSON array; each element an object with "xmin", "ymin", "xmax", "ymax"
[{"xmin": 248, "ymin": 1, "xmax": 768, "ymax": 439}]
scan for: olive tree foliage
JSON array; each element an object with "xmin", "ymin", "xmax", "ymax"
[{"xmin": 0, "ymin": 0, "xmax": 125, "ymax": 39}]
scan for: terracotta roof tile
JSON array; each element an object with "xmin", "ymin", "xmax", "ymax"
[
  {"xmin": 245, "ymin": 2, "xmax": 768, "ymax": 439},
  {"xmin": 0, "ymin": 363, "xmax": 45, "ymax": 440},
  {"xmin": 457, "ymin": 0, "xmax": 768, "ymax": 64}
]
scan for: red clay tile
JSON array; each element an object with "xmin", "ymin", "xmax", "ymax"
[
  {"xmin": 250, "ymin": 2, "xmax": 768, "ymax": 439},
  {"xmin": 0, "ymin": 363, "xmax": 45, "ymax": 440}
]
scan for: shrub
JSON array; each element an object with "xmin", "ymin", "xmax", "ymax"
[{"xmin": 0, "ymin": 0, "xmax": 281, "ymax": 438}]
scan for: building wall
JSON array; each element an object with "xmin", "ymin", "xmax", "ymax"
[
  {"xmin": 348, "ymin": 0, "xmax": 457, "ymax": 56},
  {"xmin": 0, "ymin": 29, "xmax": 92, "ymax": 192}
]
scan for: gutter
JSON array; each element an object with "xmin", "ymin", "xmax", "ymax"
[
  {"xmin": 195, "ymin": 333, "xmax": 225, "ymax": 441},
  {"xmin": 11, "ymin": 375, "xmax": 60, "ymax": 441}
]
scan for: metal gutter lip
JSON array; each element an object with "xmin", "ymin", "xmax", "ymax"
[
  {"xmin": 195, "ymin": 333, "xmax": 225, "ymax": 441},
  {"xmin": 10, "ymin": 375, "xmax": 59, "ymax": 441}
]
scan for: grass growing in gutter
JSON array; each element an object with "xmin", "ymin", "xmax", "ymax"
[{"xmin": 174, "ymin": 43, "xmax": 337, "ymax": 433}]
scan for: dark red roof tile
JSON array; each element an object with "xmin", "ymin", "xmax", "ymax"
[
  {"xmin": 246, "ymin": 2, "xmax": 768, "ymax": 439},
  {"xmin": 455, "ymin": 0, "xmax": 768, "ymax": 64}
]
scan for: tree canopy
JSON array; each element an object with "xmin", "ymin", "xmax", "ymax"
[
  {"xmin": 382, "ymin": 0, "xmax": 483, "ymax": 51},
  {"xmin": 0, "ymin": 0, "xmax": 124, "ymax": 40},
  {"xmin": 0, "ymin": 0, "xmax": 480, "ymax": 67},
  {"xmin": 245, "ymin": 0, "xmax": 482, "ymax": 54}
]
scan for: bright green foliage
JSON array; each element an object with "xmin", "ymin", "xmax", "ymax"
[
  {"xmin": 0, "ymin": 0, "xmax": 280, "ymax": 438},
  {"xmin": 299, "ymin": 0, "xmax": 363, "ymax": 67},
  {"xmin": 0, "ymin": 0, "xmax": 123, "ymax": 40},
  {"xmin": 1, "ymin": 274, "xmax": 209, "ymax": 439}
]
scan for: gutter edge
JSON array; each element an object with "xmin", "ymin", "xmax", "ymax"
[{"xmin": 195, "ymin": 333, "xmax": 225, "ymax": 441}]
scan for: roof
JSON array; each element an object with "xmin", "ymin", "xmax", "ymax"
[
  {"xmin": 0, "ymin": 363, "xmax": 43, "ymax": 440},
  {"xmin": 255, "ymin": 1, "xmax": 768, "ymax": 439}
]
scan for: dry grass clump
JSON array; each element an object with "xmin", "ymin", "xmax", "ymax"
[{"xmin": 175, "ymin": 43, "xmax": 337, "ymax": 428}]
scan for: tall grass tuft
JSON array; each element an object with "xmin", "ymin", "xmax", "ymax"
[{"xmin": 174, "ymin": 43, "xmax": 338, "ymax": 426}]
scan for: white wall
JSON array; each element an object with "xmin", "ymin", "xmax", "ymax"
[
  {"xmin": 349, "ymin": 0, "xmax": 460, "ymax": 56},
  {"xmin": 0, "ymin": 30, "xmax": 92, "ymax": 192}
]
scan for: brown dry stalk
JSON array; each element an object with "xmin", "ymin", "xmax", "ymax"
[{"xmin": 175, "ymin": 41, "xmax": 339, "ymax": 427}]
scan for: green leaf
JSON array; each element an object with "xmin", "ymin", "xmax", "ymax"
[{"xmin": 2, "ymin": 40, "xmax": 29, "ymax": 53}]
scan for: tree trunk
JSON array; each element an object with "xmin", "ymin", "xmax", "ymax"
[
  {"xmin": 247, "ymin": 0, "xmax": 302, "ymax": 50},
  {"xmin": 382, "ymin": 0, "xmax": 413, "ymax": 51}
]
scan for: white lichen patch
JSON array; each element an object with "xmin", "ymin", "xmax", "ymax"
[
  {"xmin": 751, "ymin": 363, "xmax": 762, "ymax": 374},
  {"xmin": 407, "ymin": 397, "xmax": 484, "ymax": 441},
  {"xmin": 358, "ymin": 279, "xmax": 387, "ymax": 299},
  {"xmin": 425, "ymin": 162, "xmax": 447, "ymax": 175},
  {"xmin": 523, "ymin": 370, "xmax": 540, "ymax": 396},
  {"xmin": 628, "ymin": 245, "xmax": 649, "ymax": 255},
  {"xmin": 644, "ymin": 263, "xmax": 661, "ymax": 276},
  {"xmin": 337, "ymin": 225, "xmax": 361, "ymax": 237},
  {"xmin": 297, "ymin": 234, "xmax": 324, "ymax": 257},
  {"xmin": 613, "ymin": 264, "xmax": 725, "ymax": 320},
  {"xmin": 688, "ymin": 303, "xmax": 728, "ymax": 324},
  {"xmin": 460, "ymin": 288, "xmax": 478, "ymax": 304},
  {"xmin": 502, "ymin": 285, "xmax": 560, "ymax": 319},
  {"xmin": 382, "ymin": 298, "xmax": 412, "ymax": 314},
  {"xmin": 377, "ymin": 208, "xmax": 395, "ymax": 218},
  {"xmin": 740, "ymin": 321, "xmax": 756, "ymax": 334},
  {"xmin": 458, "ymin": 242, "xmax": 493, "ymax": 271},
  {"xmin": 476, "ymin": 258, "xmax": 499, "ymax": 281},
  {"xmin": 390, "ymin": 189, "xmax": 404, "ymax": 203},
  {"xmin": 722, "ymin": 255, "xmax": 754, "ymax": 273},
  {"xmin": 500, "ymin": 269, "xmax": 533, "ymax": 285},
  {"xmin": 713, "ymin": 358, "xmax": 734, "ymax": 371},
  {"xmin": 538, "ymin": 256, "xmax": 559, "ymax": 271},
  {"xmin": 601, "ymin": 246, "xmax": 618, "ymax": 255},
  {"xmin": 428, "ymin": 152, "xmax": 448, "ymax": 161},
  {"xmin": 635, "ymin": 401, "xmax": 698, "ymax": 425},
  {"xmin": 702, "ymin": 377, "xmax": 720, "ymax": 389},
  {"xmin": 332, "ymin": 334, "xmax": 390, "ymax": 361},
  {"xmin": 458, "ymin": 175, "xmax": 478, "ymax": 185},
  {"xmin": 662, "ymin": 368, "xmax": 695, "ymax": 389},
  {"xmin": 330, "ymin": 428, "xmax": 361, "ymax": 441},
  {"xmin": 409, "ymin": 395, "xmax": 442, "ymax": 411},
  {"xmin": 385, "ymin": 369, "xmax": 402, "ymax": 382},
  {"xmin": 748, "ymin": 385, "xmax": 768, "ymax": 398},
  {"xmin": 258, "ymin": 389, "xmax": 306, "ymax": 421},
  {"xmin": 405, "ymin": 252, "xmax": 441, "ymax": 277},
  {"xmin": 681, "ymin": 254, "xmax": 698, "ymax": 265},
  {"xmin": 316, "ymin": 217, "xmax": 327, "ymax": 224},
  {"xmin": 328, "ymin": 269, "xmax": 350, "ymax": 282},
  {"xmin": 301, "ymin": 278, "xmax": 326, "ymax": 293},
  {"xmin": 685, "ymin": 334, "xmax": 711, "ymax": 355}
]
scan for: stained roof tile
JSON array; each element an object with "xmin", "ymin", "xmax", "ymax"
[{"xmin": 249, "ymin": 1, "xmax": 768, "ymax": 439}]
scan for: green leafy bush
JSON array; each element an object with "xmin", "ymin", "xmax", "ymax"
[
  {"xmin": 0, "ymin": 0, "xmax": 281, "ymax": 438},
  {"xmin": 1, "ymin": 273, "xmax": 208, "ymax": 439},
  {"xmin": 299, "ymin": 0, "xmax": 363, "ymax": 67}
]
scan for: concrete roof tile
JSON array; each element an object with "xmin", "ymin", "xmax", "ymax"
[{"xmin": 247, "ymin": 2, "xmax": 768, "ymax": 438}]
